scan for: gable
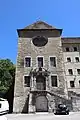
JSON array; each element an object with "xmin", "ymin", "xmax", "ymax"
[
  {"xmin": 24, "ymin": 21, "xmax": 57, "ymax": 29},
  {"xmin": 17, "ymin": 21, "xmax": 62, "ymax": 37}
]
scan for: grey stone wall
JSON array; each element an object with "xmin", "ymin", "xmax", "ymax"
[{"xmin": 13, "ymin": 28, "xmax": 67, "ymax": 113}]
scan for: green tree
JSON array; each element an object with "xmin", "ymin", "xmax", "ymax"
[{"xmin": 0, "ymin": 59, "xmax": 15, "ymax": 93}]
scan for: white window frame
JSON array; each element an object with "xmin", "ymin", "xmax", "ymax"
[
  {"xmin": 36, "ymin": 56, "xmax": 44, "ymax": 67},
  {"xmin": 24, "ymin": 56, "xmax": 32, "ymax": 67},
  {"xmin": 49, "ymin": 56, "xmax": 57, "ymax": 68}
]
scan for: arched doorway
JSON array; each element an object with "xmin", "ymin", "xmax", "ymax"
[
  {"xmin": 36, "ymin": 75, "xmax": 46, "ymax": 90},
  {"xmin": 36, "ymin": 96, "xmax": 48, "ymax": 112}
]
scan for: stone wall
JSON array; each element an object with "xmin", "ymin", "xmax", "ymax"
[{"xmin": 13, "ymin": 27, "xmax": 67, "ymax": 113}]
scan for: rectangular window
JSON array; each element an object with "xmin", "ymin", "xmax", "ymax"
[
  {"xmin": 24, "ymin": 76, "xmax": 30, "ymax": 87},
  {"xmin": 25, "ymin": 57, "xmax": 31, "ymax": 67},
  {"xmin": 79, "ymin": 80, "xmax": 80, "ymax": 86},
  {"xmin": 0, "ymin": 103, "xmax": 1, "ymax": 108},
  {"xmin": 68, "ymin": 69, "xmax": 73, "ymax": 75},
  {"xmin": 75, "ymin": 57, "xmax": 79, "ymax": 62},
  {"xmin": 66, "ymin": 47, "xmax": 69, "ymax": 52},
  {"xmin": 77, "ymin": 69, "xmax": 80, "ymax": 74},
  {"xmin": 50, "ymin": 57, "xmax": 56, "ymax": 67},
  {"xmin": 74, "ymin": 47, "xmax": 77, "ymax": 51},
  {"xmin": 67, "ymin": 57, "xmax": 71, "ymax": 62},
  {"xmin": 37, "ymin": 57, "xmax": 43, "ymax": 67},
  {"xmin": 70, "ymin": 81, "xmax": 75, "ymax": 88},
  {"xmin": 51, "ymin": 76, "xmax": 57, "ymax": 87}
]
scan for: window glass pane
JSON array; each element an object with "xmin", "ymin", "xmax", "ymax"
[
  {"xmin": 75, "ymin": 57, "xmax": 79, "ymax": 62},
  {"xmin": 50, "ymin": 57, "xmax": 56, "ymax": 67},
  {"xmin": 79, "ymin": 80, "xmax": 80, "ymax": 86},
  {"xmin": 77, "ymin": 69, "xmax": 80, "ymax": 74},
  {"xmin": 25, "ymin": 57, "xmax": 31, "ymax": 67},
  {"xmin": 51, "ymin": 76, "xmax": 57, "ymax": 87},
  {"xmin": 68, "ymin": 69, "xmax": 73, "ymax": 75},
  {"xmin": 38, "ymin": 57, "xmax": 43, "ymax": 67},
  {"xmin": 66, "ymin": 47, "xmax": 69, "ymax": 52},
  {"xmin": 24, "ymin": 76, "xmax": 30, "ymax": 87},
  {"xmin": 74, "ymin": 47, "xmax": 77, "ymax": 51},
  {"xmin": 67, "ymin": 57, "xmax": 71, "ymax": 62},
  {"xmin": 70, "ymin": 81, "xmax": 74, "ymax": 87},
  {"xmin": 0, "ymin": 104, "xmax": 1, "ymax": 108}
]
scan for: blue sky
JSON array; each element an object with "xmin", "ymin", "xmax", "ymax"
[{"xmin": 0, "ymin": 0, "xmax": 80, "ymax": 63}]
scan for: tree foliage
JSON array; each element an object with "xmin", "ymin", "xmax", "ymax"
[{"xmin": 0, "ymin": 59, "xmax": 15, "ymax": 93}]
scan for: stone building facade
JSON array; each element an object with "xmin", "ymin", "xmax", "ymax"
[{"xmin": 13, "ymin": 21, "xmax": 80, "ymax": 113}]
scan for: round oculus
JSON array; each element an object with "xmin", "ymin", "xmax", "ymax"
[{"xmin": 32, "ymin": 36, "xmax": 48, "ymax": 47}]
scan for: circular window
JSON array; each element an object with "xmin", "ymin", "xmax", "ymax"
[{"xmin": 32, "ymin": 36, "xmax": 48, "ymax": 47}]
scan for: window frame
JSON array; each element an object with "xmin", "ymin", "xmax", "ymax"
[
  {"xmin": 73, "ymin": 47, "xmax": 77, "ymax": 52},
  {"xmin": 49, "ymin": 56, "xmax": 57, "ymax": 67},
  {"xmin": 36, "ymin": 56, "xmax": 44, "ymax": 67},
  {"xmin": 67, "ymin": 57, "xmax": 71, "ymax": 62},
  {"xmin": 70, "ymin": 81, "xmax": 75, "ymax": 88},
  {"xmin": 77, "ymin": 69, "xmax": 80, "ymax": 75},
  {"xmin": 51, "ymin": 75, "xmax": 58, "ymax": 87},
  {"xmin": 79, "ymin": 80, "xmax": 80, "ymax": 87},
  {"xmin": 24, "ymin": 75, "xmax": 30, "ymax": 87},
  {"xmin": 66, "ymin": 47, "xmax": 70, "ymax": 52},
  {"xmin": 24, "ymin": 56, "xmax": 32, "ymax": 67},
  {"xmin": 75, "ymin": 57, "xmax": 79, "ymax": 62},
  {"xmin": 68, "ymin": 69, "xmax": 73, "ymax": 75}
]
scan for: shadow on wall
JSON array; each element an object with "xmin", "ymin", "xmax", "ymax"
[
  {"xmin": 22, "ymin": 95, "xmax": 29, "ymax": 113},
  {"xmin": 4, "ymin": 78, "xmax": 15, "ymax": 113}
]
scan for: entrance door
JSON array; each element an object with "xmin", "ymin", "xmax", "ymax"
[
  {"xmin": 36, "ymin": 96, "xmax": 48, "ymax": 112},
  {"xmin": 36, "ymin": 75, "xmax": 46, "ymax": 90}
]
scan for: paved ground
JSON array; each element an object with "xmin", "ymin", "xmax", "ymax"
[{"xmin": 5, "ymin": 112, "xmax": 80, "ymax": 120}]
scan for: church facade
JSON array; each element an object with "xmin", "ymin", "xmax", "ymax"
[{"xmin": 13, "ymin": 21, "xmax": 80, "ymax": 113}]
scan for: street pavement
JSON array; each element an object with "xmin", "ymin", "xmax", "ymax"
[{"xmin": 5, "ymin": 112, "xmax": 80, "ymax": 120}]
